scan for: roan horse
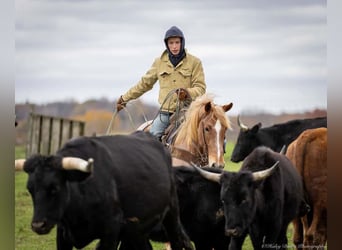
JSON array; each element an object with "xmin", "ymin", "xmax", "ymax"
[{"xmin": 138, "ymin": 94, "xmax": 233, "ymax": 168}]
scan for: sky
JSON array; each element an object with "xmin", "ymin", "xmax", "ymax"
[{"xmin": 15, "ymin": 0, "xmax": 327, "ymax": 115}]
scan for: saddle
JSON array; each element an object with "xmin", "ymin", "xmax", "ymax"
[{"xmin": 161, "ymin": 106, "xmax": 187, "ymax": 147}]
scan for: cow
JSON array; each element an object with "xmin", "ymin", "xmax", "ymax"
[
  {"xmin": 149, "ymin": 166, "xmax": 230, "ymax": 250},
  {"xmin": 193, "ymin": 146, "xmax": 306, "ymax": 250},
  {"xmin": 286, "ymin": 128, "xmax": 327, "ymax": 249},
  {"xmin": 231, "ymin": 116, "xmax": 327, "ymax": 162},
  {"xmin": 15, "ymin": 131, "xmax": 193, "ymax": 250}
]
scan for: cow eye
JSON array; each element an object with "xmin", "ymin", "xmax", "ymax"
[
  {"xmin": 240, "ymin": 199, "xmax": 248, "ymax": 205},
  {"xmin": 49, "ymin": 186, "xmax": 60, "ymax": 195}
]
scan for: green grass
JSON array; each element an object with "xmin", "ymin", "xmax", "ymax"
[
  {"xmin": 224, "ymin": 142, "xmax": 242, "ymax": 172},
  {"xmin": 15, "ymin": 143, "xmax": 295, "ymax": 249}
]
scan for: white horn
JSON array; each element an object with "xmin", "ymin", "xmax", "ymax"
[
  {"xmin": 252, "ymin": 161, "xmax": 279, "ymax": 181},
  {"xmin": 237, "ymin": 115, "xmax": 249, "ymax": 131},
  {"xmin": 62, "ymin": 157, "xmax": 94, "ymax": 173},
  {"xmin": 279, "ymin": 145, "xmax": 286, "ymax": 155},
  {"xmin": 191, "ymin": 162, "xmax": 221, "ymax": 183},
  {"xmin": 15, "ymin": 159, "xmax": 26, "ymax": 171}
]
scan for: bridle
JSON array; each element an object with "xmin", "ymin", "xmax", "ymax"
[{"xmin": 171, "ymin": 110, "xmax": 222, "ymax": 167}]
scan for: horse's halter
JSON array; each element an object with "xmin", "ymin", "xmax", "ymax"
[{"xmin": 170, "ymin": 113, "xmax": 213, "ymax": 167}]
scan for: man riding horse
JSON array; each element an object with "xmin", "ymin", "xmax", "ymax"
[
  {"xmin": 115, "ymin": 26, "xmax": 206, "ymax": 141},
  {"xmin": 114, "ymin": 26, "xmax": 233, "ymax": 168}
]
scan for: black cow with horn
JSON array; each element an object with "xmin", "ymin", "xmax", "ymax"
[
  {"xmin": 193, "ymin": 146, "xmax": 306, "ymax": 250},
  {"xmin": 15, "ymin": 131, "xmax": 193, "ymax": 250},
  {"xmin": 231, "ymin": 116, "xmax": 327, "ymax": 162}
]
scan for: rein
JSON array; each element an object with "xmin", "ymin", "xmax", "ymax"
[
  {"xmin": 171, "ymin": 143, "xmax": 208, "ymax": 167},
  {"xmin": 170, "ymin": 122, "xmax": 209, "ymax": 167},
  {"xmin": 106, "ymin": 101, "xmax": 149, "ymax": 135},
  {"xmin": 152, "ymin": 88, "xmax": 192, "ymax": 128}
]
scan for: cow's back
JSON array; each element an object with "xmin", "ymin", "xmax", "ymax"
[
  {"xmin": 286, "ymin": 128, "xmax": 327, "ymax": 203},
  {"xmin": 59, "ymin": 131, "xmax": 173, "ymax": 219}
]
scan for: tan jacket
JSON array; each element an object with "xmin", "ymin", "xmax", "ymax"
[{"xmin": 122, "ymin": 50, "xmax": 206, "ymax": 112}]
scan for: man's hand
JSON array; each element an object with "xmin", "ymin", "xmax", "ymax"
[
  {"xmin": 116, "ymin": 96, "xmax": 126, "ymax": 112},
  {"xmin": 176, "ymin": 88, "xmax": 188, "ymax": 101}
]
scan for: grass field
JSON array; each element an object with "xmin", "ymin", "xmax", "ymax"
[{"xmin": 15, "ymin": 143, "xmax": 295, "ymax": 249}]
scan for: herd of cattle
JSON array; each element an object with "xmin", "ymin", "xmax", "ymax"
[{"xmin": 15, "ymin": 116, "xmax": 327, "ymax": 250}]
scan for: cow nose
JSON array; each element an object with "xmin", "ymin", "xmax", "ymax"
[
  {"xmin": 31, "ymin": 221, "xmax": 46, "ymax": 230},
  {"xmin": 230, "ymin": 155, "xmax": 238, "ymax": 163},
  {"xmin": 225, "ymin": 228, "xmax": 238, "ymax": 237},
  {"xmin": 211, "ymin": 162, "xmax": 224, "ymax": 169}
]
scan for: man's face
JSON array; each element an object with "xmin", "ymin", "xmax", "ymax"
[{"xmin": 167, "ymin": 37, "xmax": 182, "ymax": 55}]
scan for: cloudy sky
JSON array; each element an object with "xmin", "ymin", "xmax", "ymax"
[{"xmin": 15, "ymin": 0, "xmax": 326, "ymax": 115}]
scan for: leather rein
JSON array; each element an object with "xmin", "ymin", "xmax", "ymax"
[{"xmin": 169, "ymin": 120, "xmax": 209, "ymax": 167}]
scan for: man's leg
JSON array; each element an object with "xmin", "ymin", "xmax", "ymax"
[{"xmin": 149, "ymin": 112, "xmax": 170, "ymax": 140}]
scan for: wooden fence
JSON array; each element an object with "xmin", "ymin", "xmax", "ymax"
[{"xmin": 26, "ymin": 113, "xmax": 85, "ymax": 157}]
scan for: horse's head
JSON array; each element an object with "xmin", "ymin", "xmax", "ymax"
[
  {"xmin": 198, "ymin": 101, "xmax": 233, "ymax": 168},
  {"xmin": 174, "ymin": 94, "xmax": 233, "ymax": 168}
]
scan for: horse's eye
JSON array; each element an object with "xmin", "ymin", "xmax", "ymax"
[{"xmin": 205, "ymin": 127, "xmax": 210, "ymax": 132}]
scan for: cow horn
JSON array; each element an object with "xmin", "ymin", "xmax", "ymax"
[
  {"xmin": 252, "ymin": 161, "xmax": 279, "ymax": 181},
  {"xmin": 62, "ymin": 157, "xmax": 94, "ymax": 173},
  {"xmin": 191, "ymin": 162, "xmax": 221, "ymax": 183},
  {"xmin": 15, "ymin": 159, "xmax": 26, "ymax": 171},
  {"xmin": 279, "ymin": 145, "xmax": 286, "ymax": 155},
  {"xmin": 237, "ymin": 115, "xmax": 248, "ymax": 131}
]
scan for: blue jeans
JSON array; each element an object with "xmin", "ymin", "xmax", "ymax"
[{"xmin": 150, "ymin": 112, "xmax": 172, "ymax": 140}]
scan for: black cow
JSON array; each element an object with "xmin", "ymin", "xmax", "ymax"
[
  {"xmin": 231, "ymin": 116, "xmax": 327, "ymax": 162},
  {"xmin": 15, "ymin": 131, "xmax": 192, "ymax": 250},
  {"xmin": 194, "ymin": 146, "xmax": 305, "ymax": 250},
  {"xmin": 150, "ymin": 166, "xmax": 230, "ymax": 250},
  {"xmin": 174, "ymin": 167, "xmax": 230, "ymax": 250}
]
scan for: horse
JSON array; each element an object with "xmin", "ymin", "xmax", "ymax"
[{"xmin": 138, "ymin": 93, "xmax": 233, "ymax": 168}]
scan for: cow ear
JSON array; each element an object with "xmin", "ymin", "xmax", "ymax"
[
  {"xmin": 23, "ymin": 158, "xmax": 38, "ymax": 173},
  {"xmin": 174, "ymin": 167, "xmax": 193, "ymax": 184},
  {"xmin": 251, "ymin": 123, "xmax": 262, "ymax": 133},
  {"xmin": 23, "ymin": 154, "xmax": 48, "ymax": 173}
]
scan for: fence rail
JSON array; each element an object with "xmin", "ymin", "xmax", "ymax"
[{"xmin": 26, "ymin": 113, "xmax": 85, "ymax": 157}]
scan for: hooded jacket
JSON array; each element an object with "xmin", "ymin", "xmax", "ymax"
[{"xmin": 122, "ymin": 26, "xmax": 206, "ymax": 112}]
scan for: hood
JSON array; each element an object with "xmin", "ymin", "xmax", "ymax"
[{"xmin": 164, "ymin": 26, "xmax": 185, "ymax": 54}]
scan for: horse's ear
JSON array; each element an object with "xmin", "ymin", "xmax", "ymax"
[
  {"xmin": 222, "ymin": 102, "xmax": 233, "ymax": 112},
  {"xmin": 204, "ymin": 102, "xmax": 212, "ymax": 112}
]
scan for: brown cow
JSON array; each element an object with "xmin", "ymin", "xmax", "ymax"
[{"xmin": 286, "ymin": 127, "xmax": 327, "ymax": 249}]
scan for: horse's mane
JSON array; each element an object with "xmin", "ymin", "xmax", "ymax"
[{"xmin": 174, "ymin": 94, "xmax": 231, "ymax": 148}]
